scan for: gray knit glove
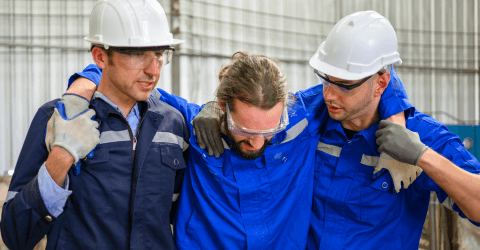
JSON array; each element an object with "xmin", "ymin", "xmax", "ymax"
[
  {"xmin": 192, "ymin": 101, "xmax": 224, "ymax": 158},
  {"xmin": 375, "ymin": 120, "xmax": 428, "ymax": 166}
]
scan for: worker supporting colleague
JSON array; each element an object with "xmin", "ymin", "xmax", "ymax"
[
  {"xmin": 191, "ymin": 10, "xmax": 480, "ymax": 250},
  {"xmin": 0, "ymin": 0, "xmax": 189, "ymax": 249},
  {"xmin": 303, "ymin": 10, "xmax": 480, "ymax": 250},
  {"xmin": 64, "ymin": 50, "xmax": 409, "ymax": 250}
]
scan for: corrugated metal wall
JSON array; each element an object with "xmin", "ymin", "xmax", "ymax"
[{"xmin": 1, "ymin": 0, "xmax": 479, "ymax": 176}]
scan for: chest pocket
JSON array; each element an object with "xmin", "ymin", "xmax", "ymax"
[
  {"xmin": 189, "ymin": 145, "xmax": 237, "ymax": 202},
  {"xmin": 360, "ymin": 172, "xmax": 401, "ymax": 221},
  {"xmin": 142, "ymin": 145, "xmax": 186, "ymax": 197}
]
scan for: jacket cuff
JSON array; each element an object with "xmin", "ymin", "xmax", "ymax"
[{"xmin": 23, "ymin": 176, "xmax": 57, "ymax": 224}]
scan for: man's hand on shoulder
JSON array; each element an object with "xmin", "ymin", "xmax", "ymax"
[{"xmin": 374, "ymin": 117, "xmax": 427, "ymax": 193}]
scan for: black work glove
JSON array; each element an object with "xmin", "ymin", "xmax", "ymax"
[{"xmin": 193, "ymin": 101, "xmax": 224, "ymax": 158}]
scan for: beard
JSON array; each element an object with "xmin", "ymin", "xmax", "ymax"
[{"xmin": 222, "ymin": 116, "xmax": 271, "ymax": 160}]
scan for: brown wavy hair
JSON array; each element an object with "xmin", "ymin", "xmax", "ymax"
[{"xmin": 215, "ymin": 52, "xmax": 295, "ymax": 112}]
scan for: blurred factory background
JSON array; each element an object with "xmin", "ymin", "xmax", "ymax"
[{"xmin": 0, "ymin": 0, "xmax": 479, "ymax": 249}]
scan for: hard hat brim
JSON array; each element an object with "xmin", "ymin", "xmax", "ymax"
[
  {"xmin": 309, "ymin": 51, "xmax": 402, "ymax": 81},
  {"xmin": 84, "ymin": 38, "xmax": 185, "ymax": 48}
]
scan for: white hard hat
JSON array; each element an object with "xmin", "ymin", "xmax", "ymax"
[
  {"xmin": 309, "ymin": 10, "xmax": 402, "ymax": 80},
  {"xmin": 85, "ymin": 0, "xmax": 184, "ymax": 48}
]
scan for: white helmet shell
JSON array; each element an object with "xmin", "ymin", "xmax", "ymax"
[
  {"xmin": 85, "ymin": 0, "xmax": 184, "ymax": 48},
  {"xmin": 310, "ymin": 10, "xmax": 402, "ymax": 80}
]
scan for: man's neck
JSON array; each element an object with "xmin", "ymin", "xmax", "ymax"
[
  {"xmin": 97, "ymin": 80, "xmax": 136, "ymax": 117},
  {"xmin": 340, "ymin": 109, "xmax": 380, "ymax": 132}
]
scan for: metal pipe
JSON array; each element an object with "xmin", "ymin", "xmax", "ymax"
[
  {"xmin": 474, "ymin": 0, "xmax": 479, "ymax": 124},
  {"xmin": 452, "ymin": 0, "xmax": 458, "ymax": 124}
]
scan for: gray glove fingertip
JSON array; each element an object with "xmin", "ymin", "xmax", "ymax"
[
  {"xmin": 378, "ymin": 120, "xmax": 389, "ymax": 129},
  {"xmin": 195, "ymin": 130, "xmax": 206, "ymax": 149}
]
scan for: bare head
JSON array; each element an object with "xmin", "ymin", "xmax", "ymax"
[{"xmin": 215, "ymin": 52, "xmax": 293, "ymax": 159}]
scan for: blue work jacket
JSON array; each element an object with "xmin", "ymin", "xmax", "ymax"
[
  {"xmin": 1, "ymin": 94, "xmax": 189, "ymax": 250},
  {"xmin": 307, "ymin": 109, "xmax": 480, "ymax": 250},
  {"xmin": 158, "ymin": 88, "xmax": 327, "ymax": 250}
]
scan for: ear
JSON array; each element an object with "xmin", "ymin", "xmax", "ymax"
[
  {"xmin": 92, "ymin": 47, "xmax": 109, "ymax": 69},
  {"xmin": 374, "ymin": 72, "xmax": 390, "ymax": 97}
]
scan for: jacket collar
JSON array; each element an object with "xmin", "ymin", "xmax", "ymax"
[{"xmin": 322, "ymin": 117, "xmax": 380, "ymax": 156}]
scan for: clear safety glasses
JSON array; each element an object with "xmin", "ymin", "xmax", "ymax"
[
  {"xmin": 109, "ymin": 46, "xmax": 175, "ymax": 70},
  {"xmin": 315, "ymin": 69, "xmax": 383, "ymax": 95},
  {"xmin": 226, "ymin": 103, "xmax": 289, "ymax": 138}
]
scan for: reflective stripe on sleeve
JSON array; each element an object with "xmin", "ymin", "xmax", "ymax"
[
  {"xmin": 100, "ymin": 130, "xmax": 131, "ymax": 144},
  {"xmin": 317, "ymin": 142, "xmax": 342, "ymax": 157},
  {"xmin": 360, "ymin": 154, "xmax": 380, "ymax": 167},
  {"xmin": 153, "ymin": 132, "xmax": 189, "ymax": 152},
  {"xmin": 280, "ymin": 118, "xmax": 308, "ymax": 144},
  {"xmin": 5, "ymin": 191, "xmax": 18, "ymax": 203}
]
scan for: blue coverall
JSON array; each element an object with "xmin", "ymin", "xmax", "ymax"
[{"xmin": 306, "ymin": 101, "xmax": 480, "ymax": 248}]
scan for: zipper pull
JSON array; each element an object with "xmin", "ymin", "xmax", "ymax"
[{"xmin": 133, "ymin": 136, "xmax": 137, "ymax": 150}]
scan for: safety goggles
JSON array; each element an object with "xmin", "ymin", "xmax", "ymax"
[
  {"xmin": 315, "ymin": 69, "xmax": 383, "ymax": 95},
  {"xmin": 109, "ymin": 46, "xmax": 175, "ymax": 69},
  {"xmin": 226, "ymin": 103, "xmax": 289, "ymax": 138}
]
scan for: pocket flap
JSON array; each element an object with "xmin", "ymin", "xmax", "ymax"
[{"xmin": 161, "ymin": 146, "xmax": 187, "ymax": 170}]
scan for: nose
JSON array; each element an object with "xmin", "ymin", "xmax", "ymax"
[
  {"xmin": 248, "ymin": 136, "xmax": 265, "ymax": 150},
  {"xmin": 144, "ymin": 55, "xmax": 162, "ymax": 76},
  {"xmin": 323, "ymin": 84, "xmax": 335, "ymax": 99}
]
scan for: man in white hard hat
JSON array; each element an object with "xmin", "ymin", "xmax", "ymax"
[
  {"xmin": 306, "ymin": 10, "xmax": 480, "ymax": 249},
  {"xmin": 0, "ymin": 0, "xmax": 188, "ymax": 249}
]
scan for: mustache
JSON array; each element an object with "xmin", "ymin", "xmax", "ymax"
[{"xmin": 325, "ymin": 101, "xmax": 343, "ymax": 109}]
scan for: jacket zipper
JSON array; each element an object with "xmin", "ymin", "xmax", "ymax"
[{"xmin": 109, "ymin": 111, "xmax": 143, "ymax": 157}]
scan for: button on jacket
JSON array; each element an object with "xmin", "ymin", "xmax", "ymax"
[
  {"xmin": 1, "ymin": 94, "xmax": 189, "ymax": 250},
  {"xmin": 307, "ymin": 108, "xmax": 480, "ymax": 250}
]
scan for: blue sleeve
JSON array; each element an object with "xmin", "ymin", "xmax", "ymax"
[
  {"xmin": 1, "ymin": 100, "xmax": 60, "ymax": 250},
  {"xmin": 411, "ymin": 115, "xmax": 480, "ymax": 226},
  {"xmin": 38, "ymin": 164, "xmax": 72, "ymax": 217},
  {"xmin": 67, "ymin": 64, "xmax": 102, "ymax": 88},
  {"xmin": 378, "ymin": 67, "xmax": 413, "ymax": 119}
]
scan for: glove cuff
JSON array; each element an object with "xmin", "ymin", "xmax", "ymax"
[
  {"xmin": 53, "ymin": 141, "xmax": 83, "ymax": 164},
  {"xmin": 414, "ymin": 145, "xmax": 429, "ymax": 166}
]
